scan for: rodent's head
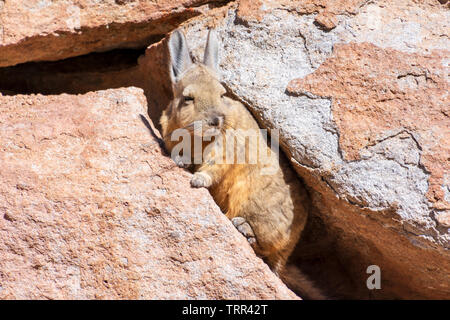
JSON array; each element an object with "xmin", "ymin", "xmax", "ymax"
[{"xmin": 162, "ymin": 29, "xmax": 231, "ymax": 139}]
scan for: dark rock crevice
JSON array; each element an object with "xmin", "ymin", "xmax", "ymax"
[{"xmin": 0, "ymin": 48, "xmax": 147, "ymax": 96}]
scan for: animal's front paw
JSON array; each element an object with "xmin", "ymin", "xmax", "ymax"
[
  {"xmin": 190, "ymin": 172, "xmax": 212, "ymax": 188},
  {"xmin": 232, "ymin": 217, "xmax": 256, "ymax": 246}
]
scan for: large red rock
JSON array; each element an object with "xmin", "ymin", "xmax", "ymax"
[
  {"xmin": 286, "ymin": 42, "xmax": 450, "ymax": 299},
  {"xmin": 0, "ymin": 88, "xmax": 297, "ymax": 299},
  {"xmin": 0, "ymin": 0, "xmax": 226, "ymax": 67}
]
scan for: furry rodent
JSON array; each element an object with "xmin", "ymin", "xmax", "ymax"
[{"xmin": 160, "ymin": 29, "xmax": 326, "ymax": 299}]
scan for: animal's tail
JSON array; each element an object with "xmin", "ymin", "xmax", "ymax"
[{"xmin": 280, "ymin": 264, "xmax": 329, "ymax": 300}]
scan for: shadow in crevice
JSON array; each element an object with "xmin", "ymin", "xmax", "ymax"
[
  {"xmin": 139, "ymin": 114, "xmax": 167, "ymax": 154},
  {"xmin": 288, "ymin": 211, "xmax": 364, "ymax": 300},
  {"xmin": 0, "ymin": 42, "xmax": 172, "ymax": 133},
  {"xmin": 0, "ymin": 48, "xmax": 147, "ymax": 96}
]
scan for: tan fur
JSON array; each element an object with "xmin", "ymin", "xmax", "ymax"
[{"xmin": 160, "ymin": 30, "xmax": 325, "ymax": 298}]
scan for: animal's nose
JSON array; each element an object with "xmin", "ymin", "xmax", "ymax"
[
  {"xmin": 208, "ymin": 114, "xmax": 223, "ymax": 127},
  {"xmin": 211, "ymin": 116, "xmax": 221, "ymax": 126}
]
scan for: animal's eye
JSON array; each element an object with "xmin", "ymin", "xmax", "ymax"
[{"xmin": 184, "ymin": 96, "xmax": 194, "ymax": 102}]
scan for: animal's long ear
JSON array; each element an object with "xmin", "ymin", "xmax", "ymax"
[
  {"xmin": 203, "ymin": 29, "xmax": 219, "ymax": 73},
  {"xmin": 168, "ymin": 29, "xmax": 193, "ymax": 83}
]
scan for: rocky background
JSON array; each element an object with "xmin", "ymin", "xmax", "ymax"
[{"xmin": 0, "ymin": 0, "xmax": 448, "ymax": 299}]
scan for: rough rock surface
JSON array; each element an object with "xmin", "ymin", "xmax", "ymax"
[
  {"xmin": 141, "ymin": 0, "xmax": 450, "ymax": 298},
  {"xmin": 0, "ymin": 0, "xmax": 448, "ymax": 299},
  {"xmin": 236, "ymin": 0, "xmax": 366, "ymax": 31},
  {"xmin": 0, "ymin": 0, "xmax": 227, "ymax": 67},
  {"xmin": 288, "ymin": 42, "xmax": 449, "ymax": 212},
  {"xmin": 0, "ymin": 88, "xmax": 297, "ymax": 299}
]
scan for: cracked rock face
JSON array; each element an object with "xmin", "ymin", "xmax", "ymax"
[
  {"xmin": 146, "ymin": 0, "xmax": 449, "ymax": 298},
  {"xmin": 0, "ymin": 88, "xmax": 297, "ymax": 299},
  {"xmin": 288, "ymin": 42, "xmax": 449, "ymax": 217}
]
